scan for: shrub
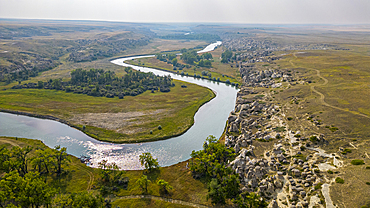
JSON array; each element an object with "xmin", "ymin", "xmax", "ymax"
[
  {"xmin": 366, "ymin": 182, "xmax": 370, "ymax": 185},
  {"xmin": 158, "ymin": 125, "xmax": 162, "ymax": 130},
  {"xmin": 327, "ymin": 170, "xmax": 333, "ymax": 174},
  {"xmin": 335, "ymin": 177, "xmax": 344, "ymax": 184},
  {"xmin": 314, "ymin": 182, "xmax": 323, "ymax": 190},
  {"xmin": 150, "ymin": 130, "xmax": 153, "ymax": 134},
  {"xmin": 310, "ymin": 136, "xmax": 318, "ymax": 143},
  {"xmin": 366, "ymin": 166, "xmax": 370, "ymax": 169},
  {"xmin": 287, "ymin": 117, "xmax": 293, "ymax": 121},
  {"xmin": 341, "ymin": 148, "xmax": 352, "ymax": 155},
  {"xmin": 351, "ymin": 159, "xmax": 365, "ymax": 165}
]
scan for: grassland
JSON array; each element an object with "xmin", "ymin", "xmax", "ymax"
[
  {"xmin": 0, "ymin": 79, "xmax": 215, "ymax": 143},
  {"xmin": 271, "ymin": 45, "xmax": 370, "ymax": 207},
  {"xmin": 0, "ymin": 25, "xmax": 214, "ymax": 144},
  {"xmin": 0, "ymin": 136, "xmax": 209, "ymax": 207}
]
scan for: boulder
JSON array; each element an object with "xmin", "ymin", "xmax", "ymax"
[{"xmin": 268, "ymin": 200, "xmax": 279, "ymax": 208}]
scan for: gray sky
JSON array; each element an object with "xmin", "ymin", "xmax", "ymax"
[{"xmin": 1, "ymin": 0, "xmax": 369, "ymax": 24}]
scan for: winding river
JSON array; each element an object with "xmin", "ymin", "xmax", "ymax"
[{"xmin": 0, "ymin": 41, "xmax": 238, "ymax": 170}]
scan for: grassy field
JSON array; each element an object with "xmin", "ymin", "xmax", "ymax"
[
  {"xmin": 272, "ymin": 45, "xmax": 370, "ymax": 207},
  {"xmin": 126, "ymin": 47, "xmax": 242, "ymax": 85},
  {"xmin": 0, "ymin": 79, "xmax": 215, "ymax": 143},
  {"xmin": 0, "ymin": 136, "xmax": 209, "ymax": 207}
]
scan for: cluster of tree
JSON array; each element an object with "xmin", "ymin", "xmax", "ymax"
[
  {"xmin": 0, "ymin": 144, "xmax": 71, "ymax": 208},
  {"xmin": 67, "ymin": 38, "xmax": 150, "ymax": 63},
  {"xmin": 180, "ymin": 49, "xmax": 213, "ymax": 68},
  {"xmin": 221, "ymin": 50, "xmax": 233, "ymax": 63},
  {"xmin": 12, "ymin": 67, "xmax": 174, "ymax": 98},
  {"xmin": 159, "ymin": 33, "xmax": 220, "ymax": 42},
  {"xmin": 0, "ymin": 52, "xmax": 59, "ymax": 85},
  {"xmin": 136, "ymin": 152, "xmax": 173, "ymax": 195},
  {"xmin": 97, "ymin": 160, "xmax": 130, "ymax": 197},
  {"xmin": 0, "ymin": 25, "xmax": 52, "ymax": 39},
  {"xmin": 190, "ymin": 135, "xmax": 266, "ymax": 207},
  {"xmin": 155, "ymin": 50, "xmax": 213, "ymax": 69},
  {"xmin": 190, "ymin": 135, "xmax": 239, "ymax": 205}
]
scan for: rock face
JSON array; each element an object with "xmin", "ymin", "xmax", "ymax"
[{"xmin": 221, "ymin": 38, "xmax": 334, "ymax": 207}]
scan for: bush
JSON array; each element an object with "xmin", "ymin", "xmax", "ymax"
[
  {"xmin": 351, "ymin": 159, "xmax": 365, "ymax": 165},
  {"xmin": 341, "ymin": 148, "xmax": 352, "ymax": 155},
  {"xmin": 287, "ymin": 117, "xmax": 293, "ymax": 121},
  {"xmin": 327, "ymin": 170, "xmax": 333, "ymax": 174},
  {"xmin": 150, "ymin": 130, "xmax": 153, "ymax": 134},
  {"xmin": 158, "ymin": 125, "xmax": 162, "ymax": 130},
  {"xmin": 366, "ymin": 182, "xmax": 370, "ymax": 185},
  {"xmin": 335, "ymin": 177, "xmax": 344, "ymax": 184},
  {"xmin": 310, "ymin": 136, "xmax": 318, "ymax": 143},
  {"xmin": 314, "ymin": 182, "xmax": 323, "ymax": 190}
]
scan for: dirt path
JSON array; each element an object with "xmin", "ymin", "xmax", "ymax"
[
  {"xmin": 114, "ymin": 195, "xmax": 209, "ymax": 208},
  {"xmin": 0, "ymin": 138, "xmax": 21, "ymax": 147},
  {"xmin": 290, "ymin": 53, "xmax": 370, "ymax": 120},
  {"xmin": 72, "ymin": 161, "xmax": 94, "ymax": 190}
]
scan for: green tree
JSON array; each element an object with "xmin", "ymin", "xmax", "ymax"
[
  {"xmin": 98, "ymin": 160, "xmax": 119, "ymax": 184},
  {"xmin": 233, "ymin": 192, "xmax": 268, "ymax": 208},
  {"xmin": 0, "ymin": 145, "xmax": 11, "ymax": 172},
  {"xmin": 221, "ymin": 50, "xmax": 233, "ymax": 63},
  {"xmin": 172, "ymin": 58, "xmax": 178, "ymax": 66},
  {"xmin": 11, "ymin": 146, "xmax": 33, "ymax": 177},
  {"xmin": 139, "ymin": 152, "xmax": 159, "ymax": 172},
  {"xmin": 0, "ymin": 171, "xmax": 55, "ymax": 208},
  {"xmin": 136, "ymin": 175, "xmax": 151, "ymax": 194},
  {"xmin": 31, "ymin": 148, "xmax": 54, "ymax": 175},
  {"xmin": 208, "ymin": 178, "xmax": 225, "ymax": 205},
  {"xmin": 52, "ymin": 191, "xmax": 104, "ymax": 208},
  {"xmin": 157, "ymin": 179, "xmax": 173, "ymax": 195},
  {"xmin": 37, "ymin": 81, "xmax": 44, "ymax": 89},
  {"xmin": 53, "ymin": 145, "xmax": 69, "ymax": 176}
]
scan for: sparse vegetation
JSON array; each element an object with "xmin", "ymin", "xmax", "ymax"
[
  {"xmin": 351, "ymin": 159, "xmax": 365, "ymax": 165},
  {"xmin": 335, "ymin": 177, "xmax": 344, "ymax": 184}
]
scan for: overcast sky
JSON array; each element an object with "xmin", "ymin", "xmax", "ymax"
[{"xmin": 0, "ymin": 0, "xmax": 369, "ymax": 24}]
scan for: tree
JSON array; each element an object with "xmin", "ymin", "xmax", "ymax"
[
  {"xmin": 0, "ymin": 145, "xmax": 11, "ymax": 172},
  {"xmin": 53, "ymin": 145, "xmax": 69, "ymax": 176},
  {"xmin": 139, "ymin": 152, "xmax": 159, "ymax": 172},
  {"xmin": 202, "ymin": 53, "xmax": 213, "ymax": 60},
  {"xmin": 190, "ymin": 135, "xmax": 239, "ymax": 205},
  {"xmin": 208, "ymin": 178, "xmax": 225, "ymax": 205},
  {"xmin": 157, "ymin": 179, "xmax": 173, "ymax": 195},
  {"xmin": 31, "ymin": 148, "xmax": 54, "ymax": 175},
  {"xmin": 0, "ymin": 171, "xmax": 55, "ymax": 208},
  {"xmin": 172, "ymin": 58, "xmax": 178, "ymax": 66},
  {"xmin": 136, "ymin": 175, "xmax": 151, "ymax": 194},
  {"xmin": 233, "ymin": 192, "xmax": 268, "ymax": 208},
  {"xmin": 221, "ymin": 50, "xmax": 233, "ymax": 63},
  {"xmin": 37, "ymin": 81, "xmax": 44, "ymax": 89},
  {"xmin": 11, "ymin": 146, "xmax": 33, "ymax": 177},
  {"xmin": 98, "ymin": 160, "xmax": 119, "ymax": 184},
  {"xmin": 52, "ymin": 191, "xmax": 104, "ymax": 208}
]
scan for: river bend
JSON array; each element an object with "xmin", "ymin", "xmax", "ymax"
[{"xmin": 0, "ymin": 42, "xmax": 238, "ymax": 170}]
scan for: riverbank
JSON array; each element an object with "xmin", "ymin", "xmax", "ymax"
[
  {"xmin": 126, "ymin": 58, "xmax": 240, "ymax": 87},
  {"xmin": 0, "ymin": 79, "xmax": 214, "ymax": 144}
]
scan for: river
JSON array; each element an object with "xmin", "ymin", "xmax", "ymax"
[{"xmin": 0, "ymin": 42, "xmax": 238, "ymax": 170}]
